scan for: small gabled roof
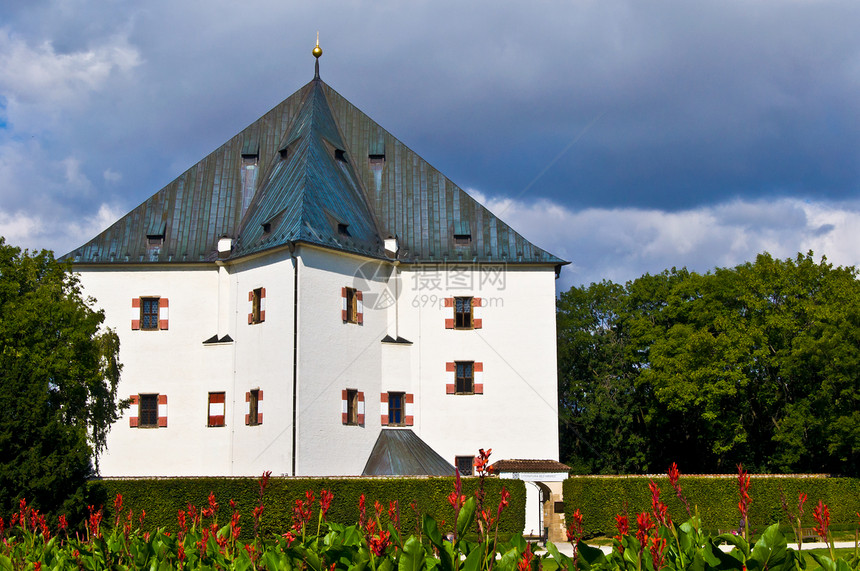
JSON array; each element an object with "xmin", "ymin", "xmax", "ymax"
[
  {"xmin": 489, "ymin": 459, "xmax": 571, "ymax": 473},
  {"xmin": 64, "ymin": 59, "xmax": 566, "ymax": 267},
  {"xmin": 362, "ymin": 429, "xmax": 456, "ymax": 476}
]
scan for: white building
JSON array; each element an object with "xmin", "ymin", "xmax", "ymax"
[{"xmin": 65, "ymin": 51, "xmax": 567, "ymax": 479}]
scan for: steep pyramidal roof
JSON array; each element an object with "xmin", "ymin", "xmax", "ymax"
[{"xmin": 66, "ymin": 66, "xmax": 566, "ymax": 266}]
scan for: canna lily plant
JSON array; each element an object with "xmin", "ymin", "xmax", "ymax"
[{"xmin": 1, "ymin": 456, "xmax": 859, "ymax": 571}]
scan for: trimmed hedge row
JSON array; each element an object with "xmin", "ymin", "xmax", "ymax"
[
  {"xmin": 89, "ymin": 476, "xmax": 524, "ymax": 539},
  {"xmin": 563, "ymin": 476, "xmax": 860, "ymax": 537}
]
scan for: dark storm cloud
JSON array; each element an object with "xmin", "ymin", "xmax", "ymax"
[{"xmin": 1, "ymin": 0, "xmax": 859, "ymax": 284}]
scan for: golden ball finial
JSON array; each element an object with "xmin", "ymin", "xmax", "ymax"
[{"xmin": 313, "ymin": 32, "xmax": 322, "ymax": 59}]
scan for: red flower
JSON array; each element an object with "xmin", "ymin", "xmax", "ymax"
[
  {"xmin": 566, "ymin": 508, "xmax": 584, "ymax": 543},
  {"xmin": 737, "ymin": 464, "xmax": 751, "ymax": 524},
  {"xmin": 207, "ymin": 491, "xmax": 219, "ymax": 515},
  {"xmin": 87, "ymin": 505, "xmax": 103, "ymax": 538},
  {"xmin": 359, "ymin": 494, "xmax": 366, "ymax": 528},
  {"xmin": 320, "ymin": 489, "xmax": 334, "ymax": 519},
  {"xmin": 369, "ymin": 529, "xmax": 391, "ymax": 556},
  {"xmin": 474, "ymin": 448, "xmax": 493, "ymax": 476},
  {"xmin": 497, "ymin": 486, "xmax": 511, "ymax": 517},
  {"xmin": 517, "ymin": 542, "xmax": 534, "ymax": 571},
  {"xmin": 388, "ymin": 500, "xmax": 399, "ymax": 528},
  {"xmin": 447, "ymin": 491, "xmax": 466, "ymax": 510},
  {"xmin": 650, "ymin": 534, "xmax": 667, "ymax": 569},
  {"xmin": 615, "ymin": 514, "xmax": 629, "ymax": 537},
  {"xmin": 283, "ymin": 531, "xmax": 297, "ymax": 545},
  {"xmin": 813, "ymin": 500, "xmax": 830, "ymax": 540},
  {"xmin": 614, "ymin": 514, "xmax": 629, "ymax": 554},
  {"xmin": 231, "ymin": 511, "xmax": 241, "ymax": 539},
  {"xmin": 636, "ymin": 512, "xmax": 654, "ymax": 546},
  {"xmin": 259, "ymin": 470, "xmax": 272, "ymax": 497},
  {"xmin": 113, "ymin": 494, "xmax": 124, "ymax": 527},
  {"xmin": 58, "ymin": 514, "xmax": 68, "ymax": 531},
  {"xmin": 649, "ymin": 480, "xmax": 669, "ymax": 527},
  {"xmin": 667, "ymin": 463, "xmax": 680, "ymax": 489}
]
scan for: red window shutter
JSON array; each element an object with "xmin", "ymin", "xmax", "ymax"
[
  {"xmin": 245, "ymin": 391, "xmax": 251, "ymax": 425},
  {"xmin": 404, "ymin": 393, "xmax": 414, "ymax": 426},
  {"xmin": 473, "ymin": 297, "xmax": 482, "ymax": 329},
  {"xmin": 445, "ymin": 361, "xmax": 456, "ymax": 394},
  {"xmin": 131, "ymin": 298, "xmax": 141, "ymax": 330},
  {"xmin": 158, "ymin": 298, "xmax": 169, "ymax": 330},
  {"xmin": 259, "ymin": 288, "xmax": 266, "ymax": 322},
  {"xmin": 129, "ymin": 395, "xmax": 139, "ymax": 427},
  {"xmin": 248, "ymin": 291, "xmax": 254, "ymax": 324},
  {"xmin": 341, "ymin": 389, "xmax": 349, "ymax": 424},
  {"xmin": 208, "ymin": 392, "xmax": 225, "ymax": 427},
  {"xmin": 257, "ymin": 390, "xmax": 263, "ymax": 424},
  {"xmin": 444, "ymin": 297, "xmax": 454, "ymax": 329},
  {"xmin": 380, "ymin": 392, "xmax": 388, "ymax": 425},
  {"xmin": 157, "ymin": 394, "xmax": 168, "ymax": 427},
  {"xmin": 341, "ymin": 287, "xmax": 348, "ymax": 321},
  {"xmin": 357, "ymin": 391, "xmax": 365, "ymax": 425},
  {"xmin": 474, "ymin": 362, "xmax": 484, "ymax": 394},
  {"xmin": 356, "ymin": 291, "xmax": 364, "ymax": 325}
]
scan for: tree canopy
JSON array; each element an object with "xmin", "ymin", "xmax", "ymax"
[
  {"xmin": 0, "ymin": 238, "xmax": 125, "ymax": 519},
  {"xmin": 557, "ymin": 251, "xmax": 860, "ymax": 475}
]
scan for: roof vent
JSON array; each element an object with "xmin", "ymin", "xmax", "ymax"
[
  {"xmin": 337, "ymin": 222, "xmax": 351, "ymax": 237},
  {"xmin": 335, "ymin": 149, "xmax": 348, "ymax": 163},
  {"xmin": 453, "ymin": 221, "xmax": 471, "ymax": 246},
  {"xmin": 146, "ymin": 222, "xmax": 166, "ymax": 261},
  {"xmin": 262, "ymin": 222, "xmax": 272, "ymax": 234}
]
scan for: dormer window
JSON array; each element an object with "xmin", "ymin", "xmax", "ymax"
[
  {"xmin": 146, "ymin": 222, "xmax": 166, "ymax": 260},
  {"xmin": 453, "ymin": 221, "xmax": 471, "ymax": 246},
  {"xmin": 335, "ymin": 149, "xmax": 347, "ymax": 163},
  {"xmin": 262, "ymin": 222, "xmax": 272, "ymax": 234},
  {"xmin": 337, "ymin": 222, "xmax": 351, "ymax": 237}
]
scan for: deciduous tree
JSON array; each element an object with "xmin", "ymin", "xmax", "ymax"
[
  {"xmin": 558, "ymin": 252, "xmax": 860, "ymax": 475},
  {"xmin": 0, "ymin": 238, "xmax": 125, "ymax": 519}
]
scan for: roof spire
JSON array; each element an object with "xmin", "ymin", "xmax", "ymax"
[{"xmin": 313, "ymin": 32, "xmax": 323, "ymax": 79}]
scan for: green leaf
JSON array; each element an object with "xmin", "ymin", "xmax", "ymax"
[
  {"xmin": 545, "ymin": 541, "xmax": 573, "ymax": 571},
  {"xmin": 461, "ymin": 544, "xmax": 483, "ymax": 571},
  {"xmin": 749, "ymin": 524, "xmax": 791, "ymax": 571},
  {"xmin": 423, "ymin": 516, "xmax": 454, "ymax": 571},
  {"xmin": 577, "ymin": 542, "xmax": 607, "ymax": 570},
  {"xmin": 703, "ymin": 539, "xmax": 744, "ymax": 571},
  {"xmin": 809, "ymin": 553, "xmax": 836, "ymax": 571},
  {"xmin": 715, "ymin": 533, "xmax": 751, "ymax": 558},
  {"xmin": 457, "ymin": 497, "xmax": 477, "ymax": 540},
  {"xmin": 399, "ymin": 536, "xmax": 427, "ymax": 571}
]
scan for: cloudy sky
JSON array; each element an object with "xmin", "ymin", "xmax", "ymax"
[{"xmin": 1, "ymin": 0, "xmax": 859, "ymax": 291}]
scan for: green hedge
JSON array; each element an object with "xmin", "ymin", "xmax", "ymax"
[
  {"xmin": 89, "ymin": 476, "xmax": 524, "ymax": 539},
  {"xmin": 563, "ymin": 476, "xmax": 860, "ymax": 537}
]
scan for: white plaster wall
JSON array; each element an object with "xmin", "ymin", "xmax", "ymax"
[
  {"xmin": 76, "ymin": 265, "xmax": 234, "ymax": 476},
  {"xmin": 397, "ymin": 265, "xmax": 560, "ymax": 468},
  {"xmin": 226, "ymin": 250, "xmax": 296, "ymax": 476},
  {"xmin": 75, "ymin": 252, "xmax": 560, "ymax": 479},
  {"xmin": 294, "ymin": 246, "xmax": 390, "ymax": 476}
]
